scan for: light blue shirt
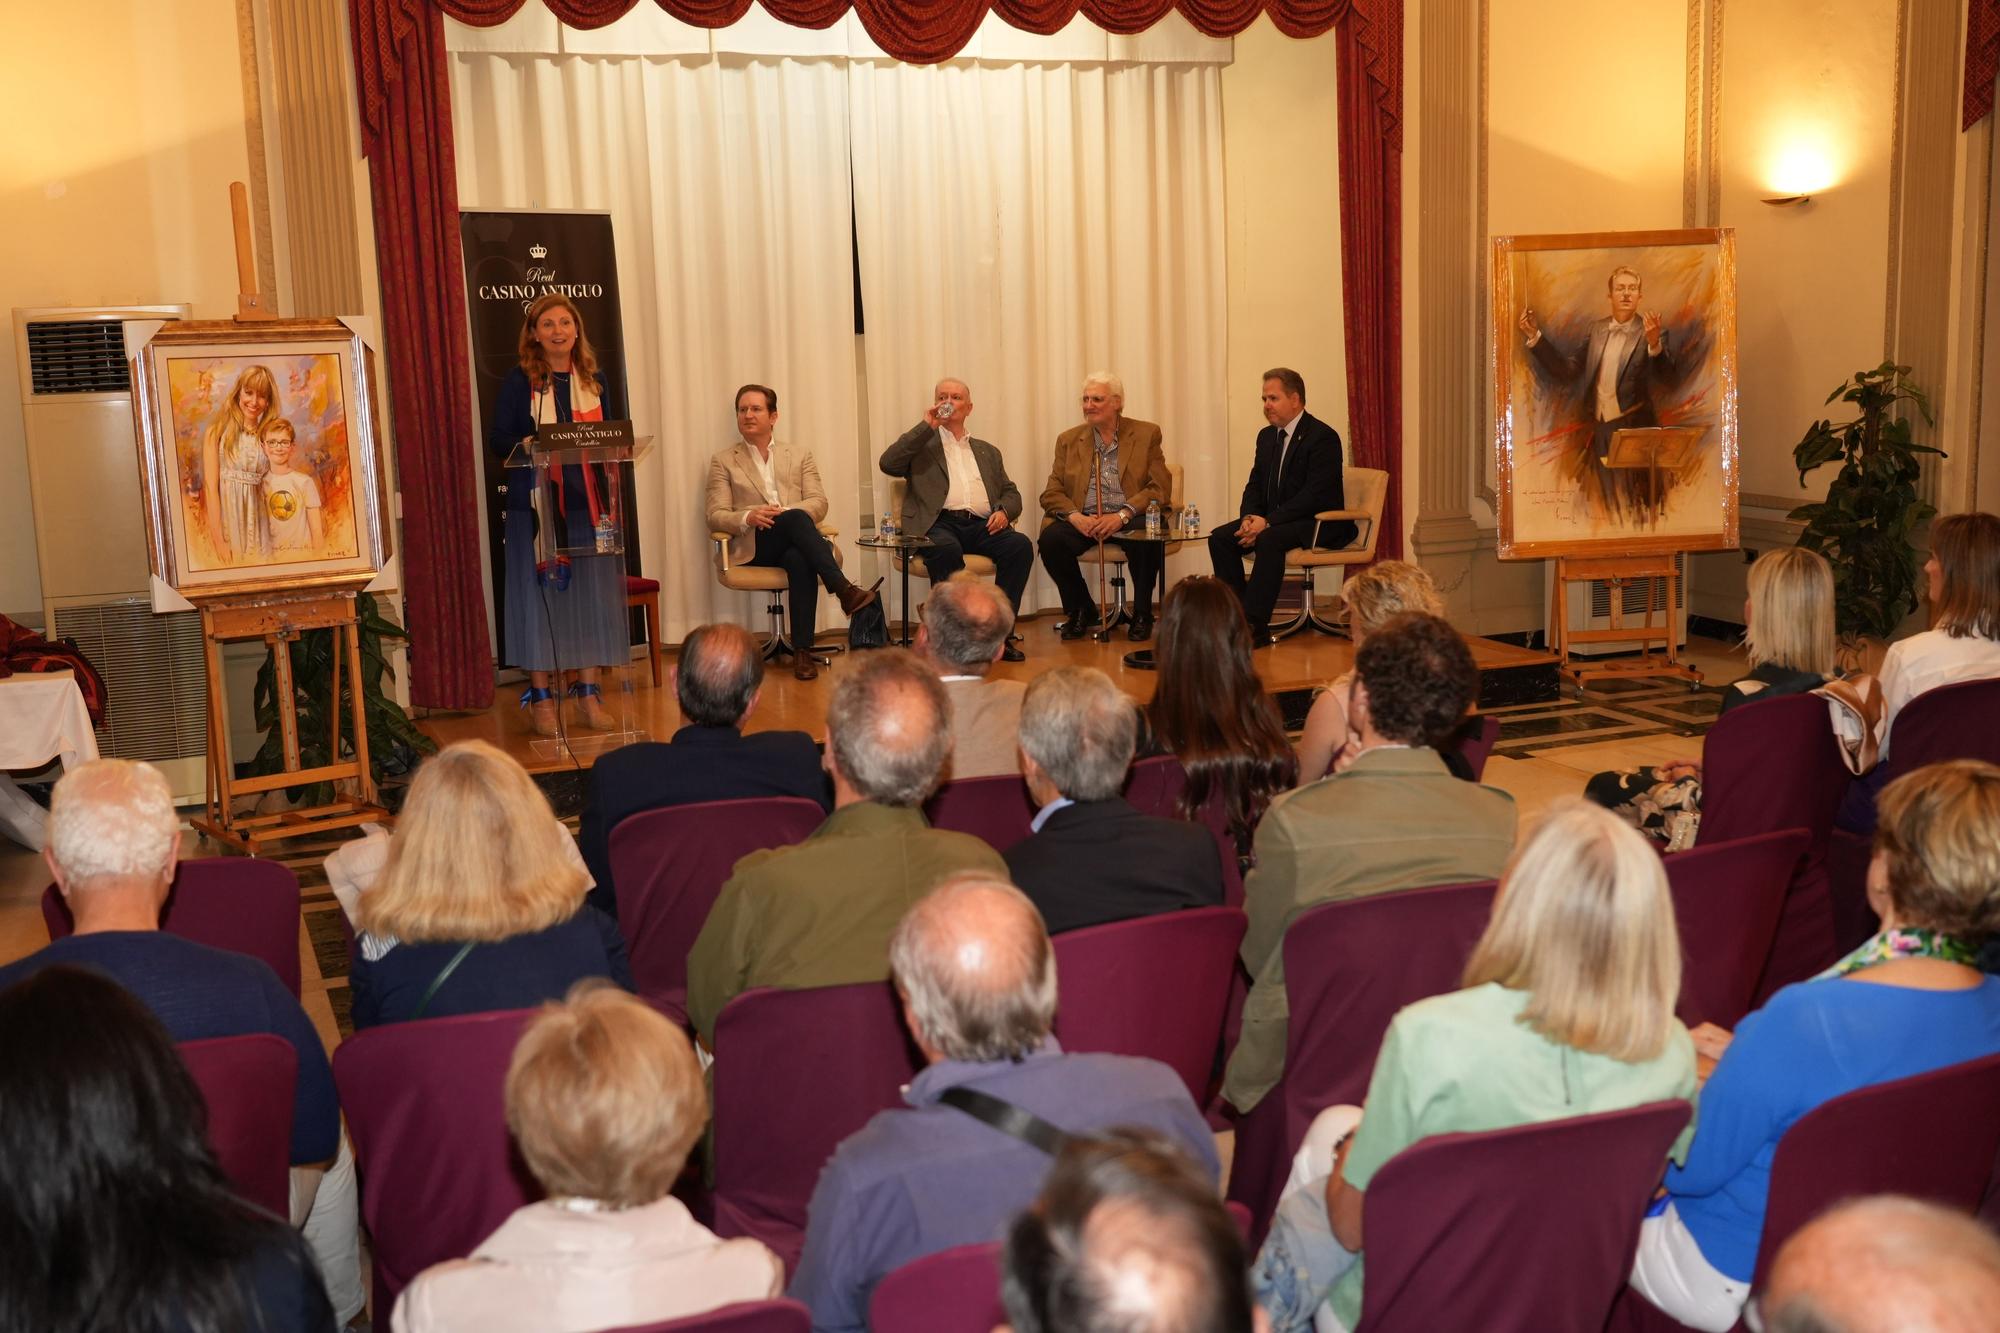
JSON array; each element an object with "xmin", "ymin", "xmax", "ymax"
[{"xmin": 1029, "ymin": 797, "xmax": 1075, "ymax": 833}]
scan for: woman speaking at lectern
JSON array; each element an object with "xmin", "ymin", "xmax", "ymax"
[{"xmin": 489, "ymin": 294, "xmax": 625, "ymax": 737}]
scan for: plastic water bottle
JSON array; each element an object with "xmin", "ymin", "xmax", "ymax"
[
  {"xmin": 594, "ymin": 512, "xmax": 617, "ymax": 553},
  {"xmin": 1145, "ymin": 499, "xmax": 1162, "ymax": 539},
  {"xmin": 1183, "ymin": 503, "xmax": 1200, "ymax": 537},
  {"xmin": 879, "ymin": 511, "xmax": 898, "ymax": 540}
]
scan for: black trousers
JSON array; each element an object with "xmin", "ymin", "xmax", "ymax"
[
  {"xmin": 748, "ymin": 508, "xmax": 847, "ymax": 651},
  {"xmin": 921, "ymin": 510, "xmax": 1035, "ymax": 610},
  {"xmin": 1207, "ymin": 517, "xmax": 1316, "ymax": 634},
  {"xmin": 1038, "ymin": 513, "xmax": 1165, "ymax": 620}
]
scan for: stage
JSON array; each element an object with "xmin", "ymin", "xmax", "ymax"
[{"xmin": 420, "ymin": 613, "xmax": 1559, "ymax": 772}]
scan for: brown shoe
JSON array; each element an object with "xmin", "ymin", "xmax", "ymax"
[
  {"xmin": 793, "ymin": 656, "xmax": 820, "ymax": 681},
  {"xmin": 530, "ymin": 699, "xmax": 559, "ymax": 737},
  {"xmin": 838, "ymin": 580, "xmax": 881, "ymax": 616}
]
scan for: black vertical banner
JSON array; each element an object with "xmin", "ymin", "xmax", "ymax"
[{"xmin": 459, "ymin": 210, "xmax": 640, "ymax": 670}]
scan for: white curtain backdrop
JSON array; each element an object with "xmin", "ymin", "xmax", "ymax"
[
  {"xmin": 450, "ymin": 51, "xmax": 860, "ymax": 641},
  {"xmin": 848, "ymin": 59, "xmax": 1228, "ymax": 616}
]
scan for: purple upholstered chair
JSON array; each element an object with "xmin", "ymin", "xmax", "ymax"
[
  {"xmin": 1227, "ymin": 878, "xmax": 1498, "ymax": 1243},
  {"xmin": 709, "ymin": 981, "xmax": 921, "ymax": 1271},
  {"xmin": 1615, "ymin": 1052, "xmax": 2000, "ymax": 1332},
  {"xmin": 601, "ymin": 1300, "xmax": 812, "ymax": 1333},
  {"xmin": 43, "ymin": 856, "xmax": 303, "ymax": 997},
  {"xmin": 179, "ymin": 1033, "xmax": 295, "ymax": 1218},
  {"xmin": 609, "ymin": 796, "xmax": 823, "ymax": 1020},
  {"xmin": 1051, "ymin": 907, "xmax": 1247, "ymax": 1104},
  {"xmin": 1694, "ymin": 693, "xmax": 1851, "ymax": 1000},
  {"xmin": 1824, "ymin": 678, "xmax": 2000, "ymax": 951},
  {"xmin": 1360, "ymin": 1101, "xmax": 1692, "ymax": 1333},
  {"xmin": 868, "ymin": 1241, "xmax": 1004, "ymax": 1333},
  {"xmin": 333, "ymin": 1007, "xmax": 542, "ymax": 1317},
  {"xmin": 925, "ymin": 772, "xmax": 1038, "ymax": 852},
  {"xmin": 1123, "ymin": 754, "xmax": 1242, "ymax": 905},
  {"xmin": 1662, "ymin": 829, "xmax": 1809, "ymax": 1029}
]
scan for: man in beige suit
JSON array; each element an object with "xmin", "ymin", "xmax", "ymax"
[
  {"xmin": 706, "ymin": 384, "xmax": 876, "ymax": 680},
  {"xmin": 1039, "ymin": 372, "xmax": 1173, "ymax": 642},
  {"xmin": 914, "ymin": 575, "xmax": 1026, "ymax": 780}
]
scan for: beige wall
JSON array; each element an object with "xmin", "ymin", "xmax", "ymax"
[
  {"xmin": 0, "ymin": 0, "xmax": 255, "ymax": 622},
  {"xmin": 1221, "ymin": 17, "xmax": 1346, "ymax": 486}
]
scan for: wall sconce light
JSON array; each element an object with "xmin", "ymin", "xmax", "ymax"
[
  {"xmin": 1761, "ymin": 193, "xmax": 1813, "ymax": 207},
  {"xmin": 1764, "ymin": 139, "xmax": 1836, "ymax": 208}
]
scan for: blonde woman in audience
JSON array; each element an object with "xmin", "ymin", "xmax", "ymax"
[
  {"xmin": 1293, "ymin": 561, "xmax": 1444, "ymax": 783},
  {"xmin": 1252, "ymin": 801, "xmax": 1696, "ymax": 1333},
  {"xmin": 1876, "ymin": 510, "xmax": 2000, "ymax": 746},
  {"xmin": 1632, "ymin": 760, "xmax": 2000, "ymax": 1331},
  {"xmin": 393, "ymin": 983, "xmax": 781, "ymax": 1332},
  {"xmin": 350, "ymin": 740, "xmax": 631, "ymax": 1027}
]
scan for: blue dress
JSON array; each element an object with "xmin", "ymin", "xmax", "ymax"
[{"xmin": 488, "ymin": 366, "xmax": 626, "ymax": 673}]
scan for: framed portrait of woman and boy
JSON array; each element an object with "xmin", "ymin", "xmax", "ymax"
[{"xmin": 130, "ymin": 318, "xmax": 389, "ymax": 601}]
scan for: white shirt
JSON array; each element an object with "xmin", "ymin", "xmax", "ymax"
[
  {"xmin": 1273, "ymin": 409, "xmax": 1305, "ymax": 479},
  {"xmin": 1875, "ymin": 628, "xmax": 2000, "ymax": 751},
  {"xmin": 1597, "ymin": 320, "xmax": 1641, "ymax": 421},
  {"xmin": 938, "ymin": 425, "xmax": 990, "ymax": 516},
  {"xmin": 742, "ymin": 439, "xmax": 782, "ymax": 507}
]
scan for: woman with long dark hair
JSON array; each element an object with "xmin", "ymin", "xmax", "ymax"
[
  {"xmin": 1145, "ymin": 576, "xmax": 1297, "ymax": 851},
  {"xmin": 0, "ymin": 965, "xmax": 335, "ymax": 1332}
]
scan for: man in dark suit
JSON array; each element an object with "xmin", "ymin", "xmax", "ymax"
[
  {"xmin": 1517, "ymin": 265, "xmax": 1682, "ymax": 520},
  {"xmin": 1207, "ymin": 367, "xmax": 1346, "ymax": 642},
  {"xmin": 1004, "ymin": 665, "xmax": 1223, "ymax": 935},
  {"xmin": 577, "ymin": 622, "xmax": 829, "ymax": 916},
  {"xmin": 880, "ymin": 377, "xmax": 1033, "ymax": 657}
]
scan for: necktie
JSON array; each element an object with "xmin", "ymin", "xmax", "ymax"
[{"xmin": 1274, "ymin": 427, "xmax": 1291, "ymax": 488}]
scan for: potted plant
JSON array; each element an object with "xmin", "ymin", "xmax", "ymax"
[{"xmin": 1789, "ymin": 361, "xmax": 1943, "ymax": 664}]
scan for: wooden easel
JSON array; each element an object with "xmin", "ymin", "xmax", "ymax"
[
  {"xmin": 190, "ymin": 183, "xmax": 390, "ymax": 851},
  {"xmin": 1551, "ymin": 553, "xmax": 1704, "ymax": 689}
]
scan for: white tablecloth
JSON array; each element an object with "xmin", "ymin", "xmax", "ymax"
[{"xmin": 0, "ymin": 670, "xmax": 101, "ymax": 849}]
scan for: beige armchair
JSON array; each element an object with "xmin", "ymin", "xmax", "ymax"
[
  {"xmin": 1274, "ymin": 465, "xmax": 1388, "ymax": 637},
  {"xmin": 710, "ymin": 522, "xmax": 843, "ymax": 660}
]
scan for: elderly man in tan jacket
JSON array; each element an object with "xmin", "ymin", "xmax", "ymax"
[
  {"xmin": 1038, "ymin": 372, "xmax": 1172, "ymax": 642},
  {"xmin": 706, "ymin": 383, "xmax": 876, "ymax": 680}
]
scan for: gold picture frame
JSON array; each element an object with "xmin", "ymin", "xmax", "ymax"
[
  {"xmin": 1492, "ymin": 228, "xmax": 1739, "ymax": 560},
  {"xmin": 130, "ymin": 318, "xmax": 389, "ymax": 602}
]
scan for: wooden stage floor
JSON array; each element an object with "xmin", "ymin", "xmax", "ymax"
[{"xmin": 420, "ymin": 612, "xmax": 1558, "ymax": 772}]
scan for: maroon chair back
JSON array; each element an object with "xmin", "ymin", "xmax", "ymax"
[
  {"xmin": 1453, "ymin": 714, "xmax": 1502, "ymax": 780},
  {"xmin": 43, "ymin": 856, "xmax": 303, "ymax": 997},
  {"xmin": 925, "ymin": 773, "xmax": 1037, "ymax": 851},
  {"xmin": 609, "ymin": 797, "xmax": 823, "ymax": 1018},
  {"xmin": 1051, "ymin": 907, "xmax": 1247, "ymax": 1103},
  {"xmin": 1124, "ymin": 755, "xmax": 1242, "ymax": 905},
  {"xmin": 179, "ymin": 1033, "xmax": 295, "ymax": 1218},
  {"xmin": 1227, "ymin": 879, "xmax": 1497, "ymax": 1243},
  {"xmin": 1695, "ymin": 694, "xmax": 1851, "ymax": 998},
  {"xmin": 1825, "ymin": 678, "xmax": 2000, "ymax": 951},
  {"xmin": 710, "ymin": 981, "xmax": 921, "ymax": 1269},
  {"xmin": 602, "ymin": 1300, "xmax": 812, "ymax": 1333},
  {"xmin": 332, "ymin": 1007, "xmax": 542, "ymax": 1317},
  {"xmin": 1360, "ymin": 1101, "xmax": 1691, "ymax": 1333},
  {"xmin": 868, "ymin": 1241, "xmax": 1004, "ymax": 1333},
  {"xmin": 1662, "ymin": 829, "xmax": 1809, "ymax": 1029}
]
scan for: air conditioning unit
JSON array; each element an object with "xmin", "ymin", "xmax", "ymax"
[
  {"xmin": 14, "ymin": 305, "xmax": 208, "ymax": 801},
  {"xmin": 1556, "ymin": 554, "xmax": 1690, "ymax": 657}
]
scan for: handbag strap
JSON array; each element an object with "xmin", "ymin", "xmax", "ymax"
[
  {"xmin": 411, "ymin": 941, "xmax": 476, "ymax": 1021},
  {"xmin": 938, "ymin": 1085, "xmax": 1075, "ymax": 1157}
]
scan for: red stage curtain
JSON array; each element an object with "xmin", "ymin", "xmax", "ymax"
[
  {"xmin": 1968, "ymin": 0, "xmax": 2000, "ymax": 130},
  {"xmin": 349, "ymin": 0, "xmax": 1403, "ymax": 698}
]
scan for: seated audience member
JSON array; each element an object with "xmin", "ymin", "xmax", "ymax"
[
  {"xmin": 1294, "ymin": 560, "xmax": 1444, "ymax": 784},
  {"xmin": 1632, "ymin": 760, "xmax": 2000, "ymax": 1332},
  {"xmin": 788, "ymin": 877, "xmax": 1220, "ymax": 1331},
  {"xmin": 1224, "ymin": 613, "xmax": 1517, "ymax": 1113},
  {"xmin": 575, "ymin": 622, "xmax": 828, "ymax": 915},
  {"xmin": 916, "ymin": 574, "xmax": 1028, "ymax": 779},
  {"xmin": 685, "ymin": 649, "xmax": 1008, "ymax": 1045},
  {"xmin": 1002, "ymin": 1129, "xmax": 1264, "ymax": 1333},
  {"xmin": 1252, "ymin": 802, "xmax": 1696, "ymax": 1333},
  {"xmin": 351, "ymin": 740, "xmax": 633, "ymax": 1028},
  {"xmin": 0, "ymin": 966, "xmax": 337, "ymax": 1333},
  {"xmin": 1756, "ymin": 1196, "xmax": 2000, "ymax": 1333},
  {"xmin": 393, "ymin": 983, "xmax": 782, "ymax": 1332},
  {"xmin": 0, "ymin": 758, "xmax": 360, "ymax": 1325},
  {"xmin": 1143, "ymin": 576, "xmax": 1297, "ymax": 854},
  {"xmin": 1877, "ymin": 511, "xmax": 2000, "ymax": 747},
  {"xmin": 1005, "ymin": 666, "xmax": 1224, "ymax": 934},
  {"xmin": 1587, "ymin": 545, "xmax": 1837, "ymax": 845}
]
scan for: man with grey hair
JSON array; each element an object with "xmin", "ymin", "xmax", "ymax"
[
  {"xmin": 916, "ymin": 573, "xmax": 1028, "ymax": 779},
  {"xmin": 685, "ymin": 649, "xmax": 1008, "ymax": 1045},
  {"xmin": 577, "ymin": 621, "xmax": 828, "ymax": 915},
  {"xmin": 1004, "ymin": 666, "xmax": 1223, "ymax": 934},
  {"xmin": 788, "ymin": 876, "xmax": 1220, "ymax": 1332},
  {"xmin": 1752, "ymin": 1196, "xmax": 2000, "ymax": 1333},
  {"xmin": 1040, "ymin": 372, "xmax": 1172, "ymax": 642},
  {"xmin": 0, "ymin": 759, "xmax": 363, "ymax": 1325},
  {"xmin": 880, "ymin": 377, "xmax": 1034, "ymax": 647}
]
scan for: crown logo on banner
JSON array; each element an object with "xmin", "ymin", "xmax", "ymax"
[{"xmin": 529, "ymin": 243, "xmax": 549, "ymax": 260}]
